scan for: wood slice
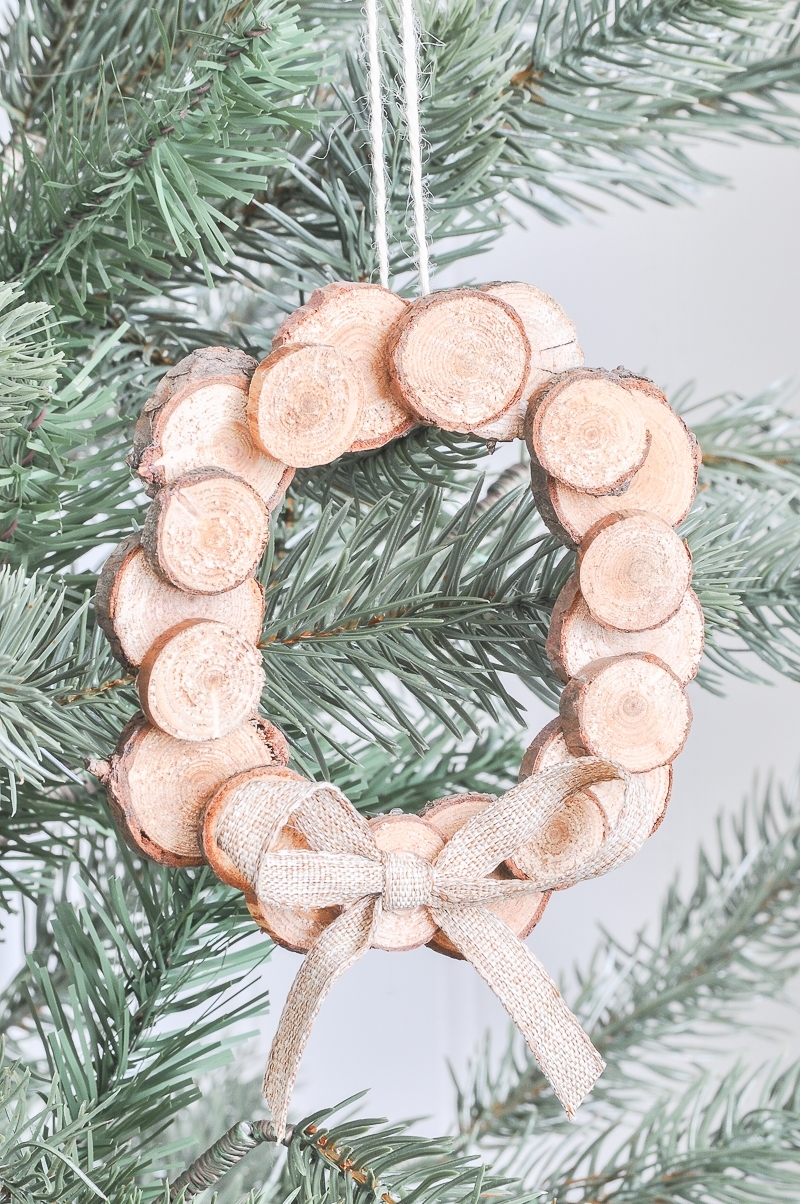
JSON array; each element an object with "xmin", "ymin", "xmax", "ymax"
[
  {"xmin": 141, "ymin": 468, "xmax": 270, "ymax": 595},
  {"xmin": 532, "ymin": 373, "xmax": 701, "ymax": 546},
  {"xmin": 385, "ymin": 288, "xmax": 530, "ymax": 432},
  {"xmin": 248, "ymin": 343, "xmax": 366, "ymax": 468},
  {"xmin": 422, "ymin": 793, "xmax": 549, "ymax": 960},
  {"xmin": 129, "ymin": 346, "xmax": 294, "ymax": 510},
  {"xmin": 526, "ymin": 369, "xmax": 651, "ymax": 495},
  {"xmin": 96, "ymin": 534, "xmax": 264, "ymax": 669},
  {"xmin": 472, "ymin": 282, "xmax": 583, "ymax": 442},
  {"xmin": 517, "ymin": 717, "xmax": 671, "ymax": 840},
  {"xmin": 89, "ymin": 714, "xmax": 287, "ymax": 867},
  {"xmin": 577, "ymin": 510, "xmax": 692, "ymax": 632},
  {"xmin": 271, "ymin": 282, "xmax": 413, "ymax": 452},
  {"xmin": 547, "ymin": 574, "xmax": 704, "ymax": 685},
  {"xmin": 560, "ymin": 653, "xmax": 692, "ymax": 773},
  {"xmin": 137, "ymin": 619, "xmax": 264, "ymax": 742},
  {"xmin": 202, "ymin": 764, "xmax": 340, "ymax": 953},
  {"xmin": 368, "ymin": 815, "xmax": 445, "ymax": 952}
]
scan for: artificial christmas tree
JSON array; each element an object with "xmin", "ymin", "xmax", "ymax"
[{"xmin": 3, "ymin": 0, "xmax": 800, "ymax": 1200}]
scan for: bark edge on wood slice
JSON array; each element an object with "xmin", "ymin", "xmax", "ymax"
[
  {"xmin": 202, "ymin": 764, "xmax": 339, "ymax": 953},
  {"xmin": 88, "ymin": 713, "xmax": 287, "ymax": 867},
  {"xmin": 96, "ymin": 534, "xmax": 265, "ymax": 669},
  {"xmin": 560, "ymin": 653, "xmax": 692, "ymax": 773},
  {"xmin": 531, "ymin": 371, "xmax": 700, "ymax": 546},
  {"xmin": 141, "ymin": 468, "xmax": 270, "ymax": 595},
  {"xmin": 386, "ymin": 288, "xmax": 530, "ymax": 432},
  {"xmin": 138, "ymin": 619, "xmax": 265, "ymax": 742},
  {"xmin": 473, "ymin": 282, "xmax": 584, "ymax": 442},
  {"xmin": 129, "ymin": 346, "xmax": 294, "ymax": 510},
  {"xmin": 248, "ymin": 343, "xmax": 366, "ymax": 467},
  {"xmin": 272, "ymin": 282, "xmax": 414, "ymax": 452},
  {"xmin": 422, "ymin": 793, "xmax": 549, "ymax": 960},
  {"xmin": 546, "ymin": 574, "xmax": 704, "ymax": 686},
  {"xmin": 577, "ymin": 510, "xmax": 692, "ymax": 632},
  {"xmin": 526, "ymin": 368, "xmax": 651, "ymax": 495},
  {"xmin": 368, "ymin": 815, "xmax": 445, "ymax": 951},
  {"xmin": 516, "ymin": 717, "xmax": 671, "ymax": 845}
]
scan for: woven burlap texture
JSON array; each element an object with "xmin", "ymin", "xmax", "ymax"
[{"xmin": 215, "ymin": 758, "xmax": 658, "ymax": 1138}]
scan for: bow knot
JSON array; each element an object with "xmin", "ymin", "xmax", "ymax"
[
  {"xmin": 213, "ymin": 757, "xmax": 662, "ymax": 1139},
  {"xmin": 381, "ymin": 851, "xmax": 434, "ymax": 910}
]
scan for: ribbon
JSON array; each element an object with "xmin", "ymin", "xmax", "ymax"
[{"xmin": 215, "ymin": 758, "xmax": 659, "ymax": 1138}]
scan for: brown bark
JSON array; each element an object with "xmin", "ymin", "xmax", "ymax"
[
  {"xmin": 248, "ymin": 343, "xmax": 366, "ymax": 467},
  {"xmin": 137, "ymin": 619, "xmax": 265, "ymax": 741},
  {"xmin": 385, "ymin": 288, "xmax": 530, "ymax": 432},
  {"xmin": 95, "ymin": 534, "xmax": 265, "ymax": 669},
  {"xmin": 560, "ymin": 653, "xmax": 692, "ymax": 773},
  {"xmin": 272, "ymin": 281, "xmax": 414, "ymax": 451},
  {"xmin": 129, "ymin": 346, "xmax": 294, "ymax": 510},
  {"xmin": 422, "ymin": 793, "xmax": 549, "ymax": 959},
  {"xmin": 526, "ymin": 369, "xmax": 651, "ymax": 495},
  {"xmin": 547, "ymin": 574, "xmax": 704, "ymax": 685},
  {"xmin": 577, "ymin": 510, "xmax": 692, "ymax": 632},
  {"xmin": 91, "ymin": 714, "xmax": 287, "ymax": 867},
  {"xmin": 141, "ymin": 468, "xmax": 270, "ymax": 594},
  {"xmin": 533, "ymin": 373, "xmax": 700, "ymax": 546}
]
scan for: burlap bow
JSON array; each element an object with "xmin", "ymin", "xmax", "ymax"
[{"xmin": 215, "ymin": 757, "xmax": 659, "ymax": 1138}]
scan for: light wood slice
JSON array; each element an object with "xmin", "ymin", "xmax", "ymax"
[
  {"xmin": 547, "ymin": 574, "xmax": 704, "ymax": 685},
  {"xmin": 141, "ymin": 468, "xmax": 270, "ymax": 595},
  {"xmin": 129, "ymin": 346, "xmax": 293, "ymax": 510},
  {"xmin": 422, "ymin": 793, "xmax": 549, "ymax": 960},
  {"xmin": 88, "ymin": 714, "xmax": 287, "ymax": 867},
  {"xmin": 248, "ymin": 343, "xmax": 366, "ymax": 467},
  {"xmin": 472, "ymin": 282, "xmax": 583, "ymax": 442},
  {"xmin": 272, "ymin": 282, "xmax": 413, "ymax": 451},
  {"xmin": 517, "ymin": 717, "xmax": 671, "ymax": 841},
  {"xmin": 96, "ymin": 534, "xmax": 264, "ymax": 669},
  {"xmin": 577, "ymin": 510, "xmax": 692, "ymax": 632},
  {"xmin": 386, "ymin": 289, "xmax": 530, "ymax": 432},
  {"xmin": 560, "ymin": 653, "xmax": 692, "ymax": 773},
  {"xmin": 526, "ymin": 369, "xmax": 651, "ymax": 495},
  {"xmin": 138, "ymin": 619, "xmax": 264, "ymax": 742},
  {"xmin": 202, "ymin": 764, "xmax": 340, "ymax": 953},
  {"xmin": 531, "ymin": 373, "xmax": 701, "ymax": 546},
  {"xmin": 368, "ymin": 815, "xmax": 445, "ymax": 951}
]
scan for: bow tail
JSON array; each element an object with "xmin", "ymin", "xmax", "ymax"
[
  {"xmin": 264, "ymin": 896, "xmax": 377, "ymax": 1138},
  {"xmin": 432, "ymin": 903, "xmax": 604, "ymax": 1118}
]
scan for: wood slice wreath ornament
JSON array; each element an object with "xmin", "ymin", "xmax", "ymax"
[{"xmin": 90, "ymin": 274, "xmax": 702, "ymax": 1137}]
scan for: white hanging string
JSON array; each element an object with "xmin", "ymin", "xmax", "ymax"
[
  {"xmin": 399, "ymin": 0, "xmax": 431, "ymax": 294},
  {"xmin": 365, "ymin": 0, "xmax": 390, "ymax": 288},
  {"xmin": 365, "ymin": 0, "xmax": 430, "ymax": 295}
]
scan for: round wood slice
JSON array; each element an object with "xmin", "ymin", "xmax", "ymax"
[
  {"xmin": 472, "ymin": 282, "xmax": 583, "ymax": 442},
  {"xmin": 248, "ymin": 343, "xmax": 366, "ymax": 467},
  {"xmin": 547, "ymin": 575, "xmax": 704, "ymax": 685},
  {"xmin": 138, "ymin": 619, "xmax": 264, "ymax": 742},
  {"xmin": 422, "ymin": 793, "xmax": 549, "ymax": 960},
  {"xmin": 202, "ymin": 764, "xmax": 341, "ymax": 953},
  {"xmin": 526, "ymin": 369, "xmax": 651, "ymax": 495},
  {"xmin": 271, "ymin": 282, "xmax": 413, "ymax": 452},
  {"xmin": 96, "ymin": 534, "xmax": 265, "ymax": 669},
  {"xmin": 577, "ymin": 510, "xmax": 692, "ymax": 633},
  {"xmin": 89, "ymin": 714, "xmax": 287, "ymax": 867},
  {"xmin": 560, "ymin": 653, "xmax": 692, "ymax": 773},
  {"xmin": 129, "ymin": 346, "xmax": 294, "ymax": 510},
  {"xmin": 517, "ymin": 717, "xmax": 671, "ymax": 840},
  {"xmin": 531, "ymin": 374, "xmax": 700, "ymax": 546},
  {"xmin": 385, "ymin": 289, "xmax": 530, "ymax": 432},
  {"xmin": 368, "ymin": 815, "xmax": 445, "ymax": 952},
  {"xmin": 141, "ymin": 468, "xmax": 270, "ymax": 595}
]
